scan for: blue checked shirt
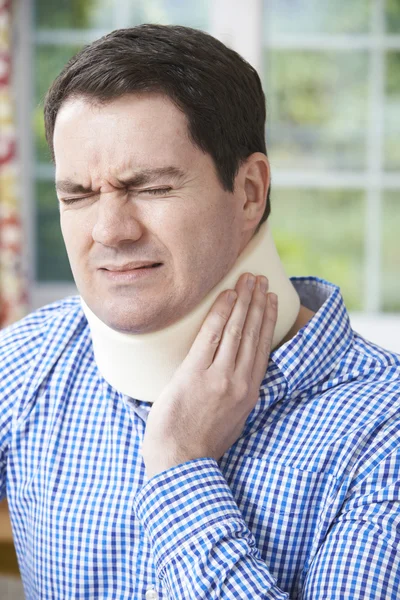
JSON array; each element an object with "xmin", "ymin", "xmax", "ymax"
[{"xmin": 1, "ymin": 276, "xmax": 400, "ymax": 599}]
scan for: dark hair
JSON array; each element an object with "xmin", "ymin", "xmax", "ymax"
[{"xmin": 44, "ymin": 24, "xmax": 271, "ymax": 232}]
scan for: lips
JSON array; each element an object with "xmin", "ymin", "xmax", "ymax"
[
  {"xmin": 100, "ymin": 262, "xmax": 162, "ymax": 283},
  {"xmin": 102, "ymin": 263, "xmax": 162, "ymax": 272},
  {"xmin": 136, "ymin": 263, "xmax": 161, "ymax": 269}
]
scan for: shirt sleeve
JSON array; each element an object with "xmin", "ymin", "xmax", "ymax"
[
  {"xmin": 133, "ymin": 457, "xmax": 288, "ymax": 599},
  {"xmin": 0, "ymin": 302, "xmax": 67, "ymax": 500},
  {"xmin": 133, "ymin": 452, "xmax": 400, "ymax": 600},
  {"xmin": 0, "ymin": 321, "xmax": 31, "ymax": 500},
  {"xmin": 0, "ymin": 380, "xmax": 13, "ymax": 501}
]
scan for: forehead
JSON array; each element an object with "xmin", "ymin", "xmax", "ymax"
[{"xmin": 53, "ymin": 93, "xmax": 197, "ymax": 177}]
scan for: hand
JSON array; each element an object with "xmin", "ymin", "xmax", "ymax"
[{"xmin": 141, "ymin": 273, "xmax": 278, "ymax": 479}]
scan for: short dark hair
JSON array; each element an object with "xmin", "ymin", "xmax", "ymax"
[{"xmin": 44, "ymin": 24, "xmax": 271, "ymax": 232}]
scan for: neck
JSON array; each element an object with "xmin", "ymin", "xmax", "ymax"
[
  {"xmin": 276, "ymin": 305, "xmax": 316, "ymax": 349},
  {"xmin": 81, "ymin": 221, "xmax": 301, "ymax": 403}
]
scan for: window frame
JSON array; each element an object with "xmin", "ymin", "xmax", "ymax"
[{"xmin": 12, "ymin": 0, "xmax": 400, "ymax": 351}]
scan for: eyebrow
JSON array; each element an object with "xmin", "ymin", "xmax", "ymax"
[{"xmin": 55, "ymin": 166, "xmax": 187, "ymax": 194}]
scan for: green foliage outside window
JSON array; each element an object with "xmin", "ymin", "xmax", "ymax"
[
  {"xmin": 271, "ymin": 189, "xmax": 365, "ymax": 310},
  {"xmin": 264, "ymin": 0, "xmax": 371, "ymax": 33},
  {"xmin": 33, "ymin": 0, "xmax": 400, "ymax": 313},
  {"xmin": 264, "ymin": 50, "xmax": 368, "ymax": 170}
]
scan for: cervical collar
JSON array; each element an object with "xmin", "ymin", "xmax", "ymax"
[{"xmin": 80, "ymin": 220, "xmax": 300, "ymax": 403}]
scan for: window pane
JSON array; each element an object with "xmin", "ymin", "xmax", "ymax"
[
  {"xmin": 151, "ymin": 0, "xmax": 211, "ymax": 29},
  {"xmin": 35, "ymin": 0, "xmax": 211, "ymax": 30},
  {"xmin": 385, "ymin": 52, "xmax": 400, "ymax": 172},
  {"xmin": 271, "ymin": 189, "xmax": 365, "ymax": 311},
  {"xmin": 264, "ymin": 0, "xmax": 371, "ymax": 34},
  {"xmin": 382, "ymin": 192, "xmax": 400, "ymax": 312},
  {"xmin": 36, "ymin": 181, "xmax": 73, "ymax": 282},
  {"xmin": 386, "ymin": 0, "xmax": 400, "ymax": 33},
  {"xmin": 263, "ymin": 51, "xmax": 368, "ymax": 171},
  {"xmin": 35, "ymin": 0, "xmax": 113, "ymax": 29},
  {"xmin": 34, "ymin": 45, "xmax": 83, "ymax": 162}
]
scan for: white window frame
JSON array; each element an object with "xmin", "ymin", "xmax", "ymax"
[{"xmin": 12, "ymin": 0, "xmax": 400, "ymax": 352}]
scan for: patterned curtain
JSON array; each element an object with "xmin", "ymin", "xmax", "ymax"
[{"xmin": 0, "ymin": 0, "xmax": 28, "ymax": 328}]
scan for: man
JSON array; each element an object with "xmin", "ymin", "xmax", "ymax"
[{"xmin": 1, "ymin": 24, "xmax": 399, "ymax": 599}]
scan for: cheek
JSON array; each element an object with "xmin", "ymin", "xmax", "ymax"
[
  {"xmin": 60, "ymin": 215, "xmax": 71, "ymax": 250},
  {"xmin": 172, "ymin": 198, "xmax": 235, "ymax": 260},
  {"xmin": 60, "ymin": 212, "xmax": 90, "ymax": 259}
]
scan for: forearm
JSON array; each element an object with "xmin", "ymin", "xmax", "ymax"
[{"xmin": 133, "ymin": 458, "xmax": 289, "ymax": 599}]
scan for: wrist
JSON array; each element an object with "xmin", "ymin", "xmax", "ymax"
[{"xmin": 143, "ymin": 446, "xmax": 194, "ymax": 479}]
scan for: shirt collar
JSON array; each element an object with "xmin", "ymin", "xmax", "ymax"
[
  {"xmin": 269, "ymin": 276, "xmax": 354, "ymax": 396},
  {"xmin": 125, "ymin": 276, "xmax": 355, "ymax": 426}
]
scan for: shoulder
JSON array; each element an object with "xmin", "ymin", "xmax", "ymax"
[
  {"xmin": 352, "ymin": 330, "xmax": 400, "ymax": 367},
  {"xmin": 0, "ymin": 295, "xmax": 83, "ymax": 344},
  {"xmin": 0, "ymin": 295, "xmax": 86, "ymax": 379},
  {"xmin": 328, "ymin": 332, "xmax": 400, "ymax": 433},
  {"xmin": 344, "ymin": 331, "xmax": 400, "ymax": 387}
]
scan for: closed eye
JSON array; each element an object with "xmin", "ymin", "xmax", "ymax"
[
  {"xmin": 133, "ymin": 187, "xmax": 172, "ymax": 196},
  {"xmin": 60, "ymin": 187, "xmax": 173, "ymax": 205},
  {"xmin": 60, "ymin": 196, "xmax": 89, "ymax": 205}
]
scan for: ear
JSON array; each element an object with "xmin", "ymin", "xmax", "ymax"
[{"xmin": 239, "ymin": 153, "xmax": 270, "ymax": 233}]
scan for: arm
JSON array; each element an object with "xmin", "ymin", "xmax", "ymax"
[
  {"xmin": 133, "ymin": 458, "xmax": 288, "ymax": 599},
  {"xmin": 133, "ymin": 448, "xmax": 400, "ymax": 599},
  {"xmin": 0, "ymin": 303, "xmax": 60, "ymax": 501},
  {"xmin": 0, "ymin": 411, "xmax": 11, "ymax": 502},
  {"xmin": 0, "ymin": 323, "xmax": 26, "ymax": 502}
]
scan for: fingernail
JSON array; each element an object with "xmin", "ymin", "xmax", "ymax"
[
  {"xmin": 247, "ymin": 275, "xmax": 255, "ymax": 290},
  {"xmin": 269, "ymin": 293, "xmax": 278, "ymax": 308},
  {"xmin": 227, "ymin": 291, "xmax": 237, "ymax": 306}
]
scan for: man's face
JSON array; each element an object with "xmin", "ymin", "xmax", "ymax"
[{"xmin": 53, "ymin": 93, "xmax": 251, "ymax": 333}]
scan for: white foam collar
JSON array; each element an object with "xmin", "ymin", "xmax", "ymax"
[{"xmin": 80, "ymin": 221, "xmax": 300, "ymax": 403}]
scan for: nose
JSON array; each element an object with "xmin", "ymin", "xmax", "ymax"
[{"xmin": 91, "ymin": 193, "xmax": 144, "ymax": 247}]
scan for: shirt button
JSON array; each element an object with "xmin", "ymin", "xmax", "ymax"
[{"xmin": 145, "ymin": 586, "xmax": 158, "ymax": 599}]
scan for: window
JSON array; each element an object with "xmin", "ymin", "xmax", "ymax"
[
  {"xmin": 14, "ymin": 0, "xmax": 400, "ymax": 349},
  {"xmin": 263, "ymin": 0, "xmax": 400, "ymax": 317}
]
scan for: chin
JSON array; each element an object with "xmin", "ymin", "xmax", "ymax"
[
  {"xmin": 100, "ymin": 312, "xmax": 156, "ymax": 335},
  {"xmin": 83, "ymin": 282, "xmax": 188, "ymax": 334},
  {"xmin": 96, "ymin": 303, "xmax": 170, "ymax": 335}
]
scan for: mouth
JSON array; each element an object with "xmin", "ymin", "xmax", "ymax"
[
  {"xmin": 135, "ymin": 263, "xmax": 162, "ymax": 270},
  {"xmin": 101, "ymin": 263, "xmax": 163, "ymax": 272},
  {"xmin": 100, "ymin": 263, "xmax": 163, "ymax": 282}
]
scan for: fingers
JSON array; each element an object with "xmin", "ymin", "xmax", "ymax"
[
  {"xmin": 233, "ymin": 275, "xmax": 269, "ymax": 373},
  {"xmin": 184, "ymin": 272, "xmax": 278, "ymax": 378},
  {"xmin": 250, "ymin": 291, "xmax": 278, "ymax": 385},
  {"xmin": 184, "ymin": 287, "xmax": 238, "ymax": 371},
  {"xmin": 213, "ymin": 273, "xmax": 264, "ymax": 369}
]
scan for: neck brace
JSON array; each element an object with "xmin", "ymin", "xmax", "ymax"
[{"xmin": 80, "ymin": 220, "xmax": 300, "ymax": 403}]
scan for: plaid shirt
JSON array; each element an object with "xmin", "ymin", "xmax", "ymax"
[{"xmin": 1, "ymin": 276, "xmax": 399, "ymax": 599}]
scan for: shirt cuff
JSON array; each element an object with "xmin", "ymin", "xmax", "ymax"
[{"xmin": 132, "ymin": 457, "xmax": 253, "ymax": 574}]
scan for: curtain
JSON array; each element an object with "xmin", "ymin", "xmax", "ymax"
[{"xmin": 0, "ymin": 0, "xmax": 28, "ymax": 328}]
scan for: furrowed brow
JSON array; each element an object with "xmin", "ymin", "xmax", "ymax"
[
  {"xmin": 55, "ymin": 179, "xmax": 93, "ymax": 195},
  {"xmin": 56, "ymin": 167, "xmax": 186, "ymax": 195},
  {"xmin": 116, "ymin": 167, "xmax": 186, "ymax": 187}
]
